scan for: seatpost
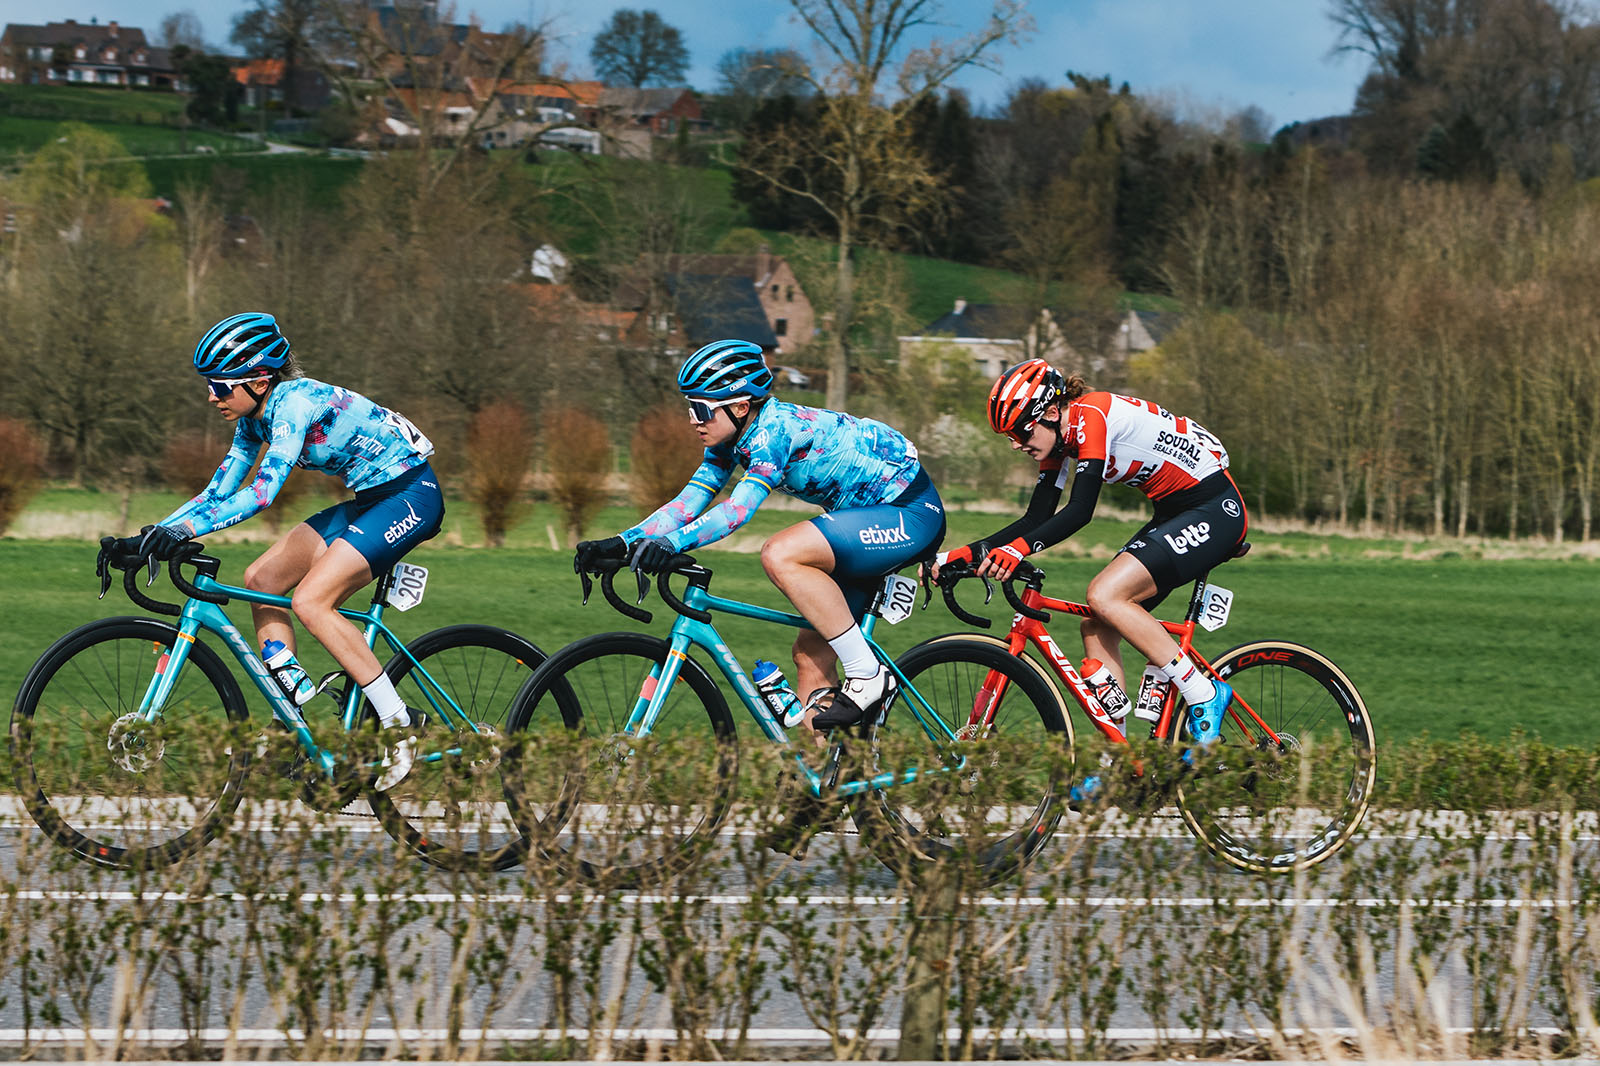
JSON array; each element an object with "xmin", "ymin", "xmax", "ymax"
[
  {"xmin": 1184, "ymin": 572, "xmax": 1211, "ymax": 624},
  {"xmin": 372, "ymin": 567, "xmax": 396, "ymax": 607}
]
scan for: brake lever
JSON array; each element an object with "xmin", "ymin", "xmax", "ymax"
[
  {"xmin": 579, "ymin": 570, "xmax": 594, "ymax": 605},
  {"xmin": 918, "ymin": 564, "xmax": 933, "ymax": 610},
  {"xmin": 634, "ymin": 568, "xmax": 650, "ymax": 605},
  {"xmin": 146, "ymin": 554, "xmax": 160, "ymax": 587},
  {"xmin": 980, "ymin": 575, "xmax": 995, "ymax": 605},
  {"xmin": 99, "ymin": 564, "xmax": 113, "ymax": 600}
]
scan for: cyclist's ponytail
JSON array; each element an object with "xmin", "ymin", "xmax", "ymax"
[
  {"xmin": 273, "ymin": 352, "xmax": 305, "ymax": 381},
  {"xmin": 1060, "ymin": 374, "xmax": 1089, "ymax": 404}
]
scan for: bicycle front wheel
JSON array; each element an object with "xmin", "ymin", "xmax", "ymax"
[
  {"xmin": 851, "ymin": 634, "xmax": 1074, "ymax": 883},
  {"xmin": 365, "ymin": 625, "xmax": 548, "ymax": 872},
  {"xmin": 505, "ymin": 632, "xmax": 737, "ymax": 887},
  {"xmin": 1172, "ymin": 640, "xmax": 1377, "ymax": 873},
  {"xmin": 10, "ymin": 617, "xmax": 252, "ymax": 869}
]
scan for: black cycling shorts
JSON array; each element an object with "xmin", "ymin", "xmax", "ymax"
[{"xmin": 1119, "ymin": 472, "xmax": 1247, "ymax": 607}]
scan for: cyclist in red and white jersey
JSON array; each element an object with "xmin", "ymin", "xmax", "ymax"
[{"xmin": 933, "ymin": 359, "xmax": 1248, "ymax": 745}]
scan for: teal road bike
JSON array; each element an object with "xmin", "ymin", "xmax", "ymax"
[
  {"xmin": 505, "ymin": 556, "xmax": 1077, "ymax": 886},
  {"xmin": 11, "ymin": 543, "xmax": 547, "ymax": 871}
]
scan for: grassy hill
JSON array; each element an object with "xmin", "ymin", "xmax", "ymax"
[
  {"xmin": 0, "ymin": 114, "xmax": 262, "ymax": 160},
  {"xmin": 0, "ymin": 84, "xmax": 187, "ymax": 124},
  {"xmin": 2, "ymin": 104, "xmax": 1170, "ymax": 333},
  {"xmin": 0, "ymin": 85, "xmax": 262, "ymax": 162}
]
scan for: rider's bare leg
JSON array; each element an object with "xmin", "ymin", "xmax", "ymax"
[
  {"xmin": 1084, "ymin": 553, "xmax": 1176, "ymax": 692},
  {"xmin": 244, "ymin": 522, "xmax": 327, "ymax": 654},
  {"xmin": 762, "ymin": 521, "xmax": 864, "ymax": 740},
  {"xmin": 289, "ymin": 539, "xmax": 381, "ymax": 685}
]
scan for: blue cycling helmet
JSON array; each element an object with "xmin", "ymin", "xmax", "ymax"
[
  {"xmin": 677, "ymin": 339, "xmax": 773, "ymax": 401},
  {"xmin": 192, "ymin": 313, "xmax": 291, "ymax": 377}
]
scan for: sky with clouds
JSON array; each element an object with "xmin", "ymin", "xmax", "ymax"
[{"xmin": 0, "ymin": 1, "xmax": 1371, "ymax": 131}]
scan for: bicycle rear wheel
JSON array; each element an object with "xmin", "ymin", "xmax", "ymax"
[
  {"xmin": 365, "ymin": 625, "xmax": 547, "ymax": 871},
  {"xmin": 504, "ymin": 632, "xmax": 737, "ymax": 887},
  {"xmin": 10, "ymin": 617, "xmax": 251, "ymax": 868},
  {"xmin": 1171, "ymin": 640, "xmax": 1376, "ymax": 873},
  {"xmin": 851, "ymin": 634, "xmax": 1074, "ymax": 883}
]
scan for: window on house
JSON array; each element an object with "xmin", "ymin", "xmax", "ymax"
[
  {"xmin": 770, "ymin": 284, "xmax": 779, "ymax": 297},
  {"xmin": 786, "ymin": 286, "xmax": 794, "ymax": 302},
  {"xmin": 775, "ymin": 318, "xmax": 788, "ymax": 337},
  {"xmin": 75, "ymin": 47, "xmax": 85, "ymax": 59}
]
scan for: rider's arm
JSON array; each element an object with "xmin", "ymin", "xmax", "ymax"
[
  {"xmin": 648, "ymin": 419, "xmax": 795, "ymax": 552},
  {"xmin": 956, "ymin": 464, "xmax": 1066, "ymax": 559},
  {"xmin": 163, "ymin": 392, "xmax": 316, "ymax": 538},
  {"xmin": 155, "ymin": 430, "xmax": 262, "ymax": 533},
  {"xmin": 621, "ymin": 451, "xmax": 734, "ymax": 542},
  {"xmin": 656, "ymin": 471, "xmax": 775, "ymax": 552},
  {"xmin": 1004, "ymin": 458, "xmax": 1106, "ymax": 552}
]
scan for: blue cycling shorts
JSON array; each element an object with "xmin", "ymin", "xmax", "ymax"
[
  {"xmin": 303, "ymin": 461, "xmax": 444, "ymax": 576},
  {"xmin": 810, "ymin": 468, "xmax": 946, "ymax": 617}
]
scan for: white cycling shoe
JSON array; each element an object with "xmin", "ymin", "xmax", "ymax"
[
  {"xmin": 373, "ymin": 705, "xmax": 426, "ymax": 792},
  {"xmin": 811, "ymin": 668, "xmax": 897, "ymax": 730}
]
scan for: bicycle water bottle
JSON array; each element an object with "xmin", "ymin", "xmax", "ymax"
[
  {"xmin": 1080, "ymin": 658, "xmax": 1131, "ymax": 722},
  {"xmin": 752, "ymin": 658, "xmax": 804, "ymax": 728},
  {"xmin": 1132, "ymin": 664, "xmax": 1169, "ymax": 723},
  {"xmin": 262, "ymin": 639, "xmax": 318, "ymax": 707}
]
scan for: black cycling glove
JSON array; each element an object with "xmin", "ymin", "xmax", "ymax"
[
  {"xmin": 628, "ymin": 537, "xmax": 676, "ymax": 575},
  {"xmin": 574, "ymin": 535, "xmax": 627, "ymax": 573},
  {"xmin": 138, "ymin": 524, "xmax": 191, "ymax": 562}
]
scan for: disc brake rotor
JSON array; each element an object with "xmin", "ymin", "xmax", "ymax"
[{"xmin": 107, "ymin": 712, "xmax": 165, "ymax": 774}]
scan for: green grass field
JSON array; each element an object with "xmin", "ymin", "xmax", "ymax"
[
  {"xmin": 138, "ymin": 152, "xmax": 364, "ymax": 204},
  {"xmin": 0, "ymin": 114, "xmax": 259, "ymax": 159},
  {"xmin": 5, "ymin": 487, "xmax": 1599, "ymax": 747},
  {"xmin": 0, "ymin": 84, "xmax": 187, "ymax": 123}
]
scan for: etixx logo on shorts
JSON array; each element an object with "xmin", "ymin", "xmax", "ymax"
[
  {"xmin": 1163, "ymin": 521, "xmax": 1211, "ymax": 555},
  {"xmin": 384, "ymin": 501, "xmax": 423, "ymax": 545},
  {"xmin": 858, "ymin": 514, "xmax": 911, "ymax": 546}
]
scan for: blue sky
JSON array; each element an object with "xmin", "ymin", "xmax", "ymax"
[{"xmin": 0, "ymin": 1, "xmax": 1369, "ymax": 130}]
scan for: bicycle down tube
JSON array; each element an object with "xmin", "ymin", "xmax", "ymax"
[
  {"xmin": 971, "ymin": 570, "xmax": 1286, "ymax": 750},
  {"xmin": 140, "ymin": 569, "xmax": 482, "ymax": 777},
  {"xmin": 625, "ymin": 578, "xmax": 968, "ymax": 800}
]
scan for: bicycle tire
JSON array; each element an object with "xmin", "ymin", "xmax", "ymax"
[
  {"xmin": 1170, "ymin": 640, "xmax": 1377, "ymax": 873},
  {"xmin": 851, "ymin": 633, "xmax": 1074, "ymax": 883},
  {"xmin": 10, "ymin": 617, "xmax": 252, "ymax": 869},
  {"xmin": 365, "ymin": 624, "xmax": 548, "ymax": 871},
  {"xmin": 504, "ymin": 632, "xmax": 737, "ymax": 887}
]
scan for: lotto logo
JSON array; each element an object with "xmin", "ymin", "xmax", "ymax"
[{"xmin": 1163, "ymin": 521, "xmax": 1212, "ymax": 555}]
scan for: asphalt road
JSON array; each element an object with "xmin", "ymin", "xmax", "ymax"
[{"xmin": 0, "ymin": 802, "xmax": 1585, "ymax": 1056}]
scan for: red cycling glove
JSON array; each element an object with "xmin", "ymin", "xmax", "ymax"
[
  {"xmin": 981, "ymin": 538, "xmax": 1030, "ymax": 580},
  {"xmin": 936, "ymin": 544, "xmax": 974, "ymax": 570}
]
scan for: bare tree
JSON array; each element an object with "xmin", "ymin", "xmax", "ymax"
[
  {"xmin": 590, "ymin": 9, "xmax": 689, "ymax": 88},
  {"xmin": 714, "ymin": 47, "xmax": 810, "ymax": 127},
  {"xmin": 320, "ymin": 1, "xmax": 548, "ymax": 194},
  {"xmin": 738, "ymin": 0, "xmax": 1031, "ymax": 409},
  {"xmin": 158, "ymin": 9, "xmax": 206, "ymax": 51}
]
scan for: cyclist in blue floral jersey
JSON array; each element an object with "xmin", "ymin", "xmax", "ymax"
[
  {"xmin": 97, "ymin": 313, "xmax": 440, "ymax": 788},
  {"xmin": 575, "ymin": 339, "xmax": 946, "ymax": 734}
]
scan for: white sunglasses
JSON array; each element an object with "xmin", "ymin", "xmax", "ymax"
[{"xmin": 686, "ymin": 397, "xmax": 745, "ymax": 424}]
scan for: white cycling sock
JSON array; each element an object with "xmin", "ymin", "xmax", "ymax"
[
  {"xmin": 361, "ymin": 672, "xmax": 408, "ymax": 726},
  {"xmin": 1163, "ymin": 653, "xmax": 1216, "ymax": 706},
  {"xmin": 827, "ymin": 625, "xmax": 879, "ymax": 680}
]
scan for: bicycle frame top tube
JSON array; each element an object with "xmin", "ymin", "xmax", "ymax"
[
  {"xmin": 627, "ymin": 578, "xmax": 886, "ymax": 745},
  {"xmin": 1005, "ymin": 572, "xmax": 1282, "ymax": 749}
]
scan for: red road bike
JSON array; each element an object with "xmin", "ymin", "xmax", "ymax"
[{"xmin": 928, "ymin": 548, "xmax": 1376, "ymax": 873}]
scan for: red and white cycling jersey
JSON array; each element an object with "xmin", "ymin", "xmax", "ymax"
[{"xmin": 1052, "ymin": 392, "xmax": 1229, "ymax": 500}]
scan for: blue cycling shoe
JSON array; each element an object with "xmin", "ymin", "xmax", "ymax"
[
  {"xmin": 1186, "ymin": 680, "xmax": 1233, "ymax": 746},
  {"xmin": 1068, "ymin": 774, "xmax": 1102, "ymax": 811}
]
